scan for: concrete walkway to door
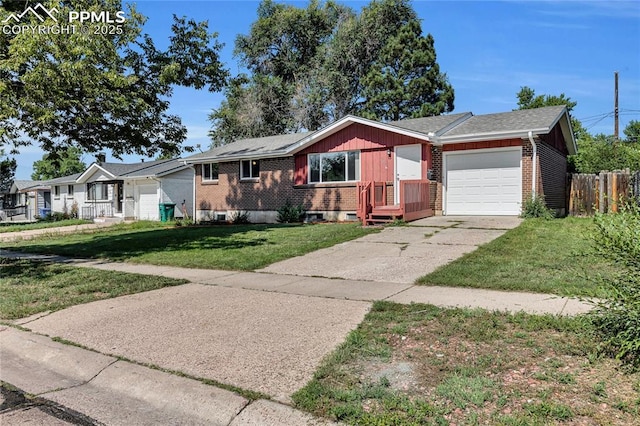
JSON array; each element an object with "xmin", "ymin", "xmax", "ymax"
[{"xmin": 260, "ymin": 216, "xmax": 523, "ymax": 283}]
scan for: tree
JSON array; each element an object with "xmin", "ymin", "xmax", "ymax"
[
  {"xmin": 623, "ymin": 120, "xmax": 640, "ymax": 143},
  {"xmin": 1, "ymin": 0, "xmax": 228, "ymax": 158},
  {"xmin": 0, "ymin": 149, "xmax": 16, "ymax": 194},
  {"xmin": 360, "ymin": 19, "xmax": 454, "ymax": 121},
  {"xmin": 31, "ymin": 147, "xmax": 86, "ymax": 180},
  {"xmin": 516, "ymin": 86, "xmax": 588, "ymax": 140},
  {"xmin": 209, "ymin": 0, "xmax": 454, "ymax": 144}
]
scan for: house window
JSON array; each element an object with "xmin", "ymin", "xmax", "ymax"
[
  {"xmin": 203, "ymin": 163, "xmax": 219, "ymax": 181},
  {"xmin": 309, "ymin": 151, "xmax": 360, "ymax": 183},
  {"xmin": 67, "ymin": 185, "xmax": 74, "ymax": 197},
  {"xmin": 87, "ymin": 182, "xmax": 109, "ymax": 200},
  {"xmin": 240, "ymin": 159, "xmax": 260, "ymax": 179},
  {"xmin": 53, "ymin": 186, "xmax": 60, "ymax": 197}
]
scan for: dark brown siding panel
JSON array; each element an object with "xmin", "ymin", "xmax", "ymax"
[{"xmin": 537, "ymin": 141, "xmax": 567, "ymax": 210}]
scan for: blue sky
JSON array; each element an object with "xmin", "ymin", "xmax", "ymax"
[{"xmin": 12, "ymin": 0, "xmax": 640, "ymax": 179}]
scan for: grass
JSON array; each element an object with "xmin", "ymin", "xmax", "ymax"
[
  {"xmin": 0, "ymin": 258, "xmax": 187, "ymax": 320},
  {"xmin": 3, "ymin": 221, "xmax": 376, "ymax": 270},
  {"xmin": 0, "ymin": 219, "xmax": 91, "ymax": 233},
  {"xmin": 293, "ymin": 301, "xmax": 640, "ymax": 425},
  {"xmin": 417, "ymin": 217, "xmax": 612, "ymax": 297}
]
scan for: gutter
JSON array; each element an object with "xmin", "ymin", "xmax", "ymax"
[{"xmin": 528, "ymin": 131, "xmax": 537, "ymax": 198}]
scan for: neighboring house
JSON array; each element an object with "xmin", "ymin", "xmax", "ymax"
[
  {"xmin": 48, "ymin": 173, "xmax": 83, "ymax": 217},
  {"xmin": 4, "ymin": 180, "xmax": 51, "ymax": 220},
  {"xmin": 185, "ymin": 105, "xmax": 575, "ymax": 223},
  {"xmin": 49, "ymin": 159, "xmax": 194, "ymax": 221}
]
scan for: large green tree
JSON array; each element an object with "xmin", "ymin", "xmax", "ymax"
[
  {"xmin": 1, "ymin": 0, "xmax": 228, "ymax": 158},
  {"xmin": 360, "ymin": 19, "xmax": 454, "ymax": 121},
  {"xmin": 623, "ymin": 120, "xmax": 640, "ymax": 143},
  {"xmin": 31, "ymin": 147, "xmax": 86, "ymax": 180},
  {"xmin": 209, "ymin": 0, "xmax": 454, "ymax": 144}
]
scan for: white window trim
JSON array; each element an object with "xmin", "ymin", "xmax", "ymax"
[
  {"xmin": 67, "ymin": 185, "xmax": 74, "ymax": 198},
  {"xmin": 240, "ymin": 159, "xmax": 260, "ymax": 180},
  {"xmin": 202, "ymin": 163, "xmax": 219, "ymax": 182},
  {"xmin": 308, "ymin": 151, "xmax": 361, "ymax": 184},
  {"xmin": 53, "ymin": 186, "xmax": 60, "ymax": 198}
]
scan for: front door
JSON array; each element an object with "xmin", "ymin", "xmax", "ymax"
[{"xmin": 395, "ymin": 144, "xmax": 422, "ymax": 203}]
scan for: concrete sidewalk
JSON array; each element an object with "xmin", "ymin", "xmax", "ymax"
[
  {"xmin": 0, "ymin": 222, "xmax": 119, "ymax": 242},
  {"xmin": 1, "ymin": 250, "xmax": 593, "ymax": 315},
  {"xmin": 0, "ymin": 326, "xmax": 334, "ymax": 426}
]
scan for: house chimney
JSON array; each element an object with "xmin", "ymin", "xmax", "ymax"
[{"xmin": 96, "ymin": 153, "xmax": 106, "ymax": 164}]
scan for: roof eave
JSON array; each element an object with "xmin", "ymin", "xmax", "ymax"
[
  {"xmin": 434, "ymin": 128, "xmax": 551, "ymax": 144},
  {"xmin": 76, "ymin": 163, "xmax": 116, "ymax": 183},
  {"xmin": 184, "ymin": 150, "xmax": 291, "ymax": 164},
  {"xmin": 287, "ymin": 115, "xmax": 432, "ymax": 156}
]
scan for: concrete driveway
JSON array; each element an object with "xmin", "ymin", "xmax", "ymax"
[
  {"xmin": 22, "ymin": 284, "xmax": 370, "ymax": 404},
  {"xmin": 260, "ymin": 216, "xmax": 522, "ymax": 283}
]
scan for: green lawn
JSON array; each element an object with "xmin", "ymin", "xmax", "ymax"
[
  {"xmin": 293, "ymin": 301, "xmax": 640, "ymax": 425},
  {"xmin": 0, "ymin": 258, "xmax": 186, "ymax": 320},
  {"xmin": 3, "ymin": 222, "xmax": 376, "ymax": 270},
  {"xmin": 417, "ymin": 217, "xmax": 611, "ymax": 297},
  {"xmin": 0, "ymin": 219, "xmax": 91, "ymax": 233}
]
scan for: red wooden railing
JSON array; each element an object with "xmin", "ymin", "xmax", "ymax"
[
  {"xmin": 400, "ymin": 180, "xmax": 432, "ymax": 222},
  {"xmin": 358, "ymin": 180, "xmax": 432, "ymax": 224}
]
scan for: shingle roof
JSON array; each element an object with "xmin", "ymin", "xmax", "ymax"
[
  {"xmin": 98, "ymin": 159, "xmax": 174, "ymax": 177},
  {"xmin": 185, "ymin": 132, "xmax": 311, "ymax": 163},
  {"xmin": 389, "ymin": 112, "xmax": 471, "ymax": 135},
  {"xmin": 441, "ymin": 106, "xmax": 567, "ymax": 137},
  {"xmin": 12, "ymin": 180, "xmax": 48, "ymax": 191},
  {"xmin": 120, "ymin": 159, "xmax": 188, "ymax": 178},
  {"xmin": 185, "ymin": 106, "xmax": 573, "ymax": 163},
  {"xmin": 45, "ymin": 173, "xmax": 82, "ymax": 185}
]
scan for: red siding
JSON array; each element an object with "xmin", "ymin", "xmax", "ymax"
[{"xmin": 295, "ymin": 123, "xmax": 430, "ymax": 184}]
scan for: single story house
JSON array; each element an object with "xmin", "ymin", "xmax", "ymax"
[
  {"xmin": 184, "ymin": 105, "xmax": 576, "ymax": 224},
  {"xmin": 49, "ymin": 159, "xmax": 194, "ymax": 221},
  {"xmin": 2, "ymin": 180, "xmax": 51, "ymax": 220}
]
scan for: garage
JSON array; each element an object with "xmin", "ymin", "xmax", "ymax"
[
  {"xmin": 444, "ymin": 148, "xmax": 522, "ymax": 215},
  {"xmin": 137, "ymin": 184, "xmax": 158, "ymax": 220}
]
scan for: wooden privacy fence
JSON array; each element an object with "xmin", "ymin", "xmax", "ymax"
[{"xmin": 568, "ymin": 170, "xmax": 640, "ymax": 216}]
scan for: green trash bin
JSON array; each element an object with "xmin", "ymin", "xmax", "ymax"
[{"xmin": 159, "ymin": 203, "xmax": 176, "ymax": 222}]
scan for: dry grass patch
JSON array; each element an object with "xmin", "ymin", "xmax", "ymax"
[{"xmin": 294, "ymin": 302, "xmax": 640, "ymax": 425}]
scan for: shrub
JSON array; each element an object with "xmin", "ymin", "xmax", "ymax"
[
  {"xmin": 521, "ymin": 195, "xmax": 555, "ymax": 219},
  {"xmin": 276, "ymin": 200, "xmax": 306, "ymax": 223},
  {"xmin": 589, "ymin": 200, "xmax": 640, "ymax": 370},
  {"xmin": 230, "ymin": 210, "xmax": 251, "ymax": 224}
]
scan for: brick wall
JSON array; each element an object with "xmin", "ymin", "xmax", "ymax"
[
  {"xmin": 431, "ymin": 146, "xmax": 443, "ymax": 213},
  {"xmin": 195, "ymin": 157, "xmax": 358, "ymax": 221}
]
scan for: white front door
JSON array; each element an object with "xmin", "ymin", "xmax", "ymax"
[{"xmin": 395, "ymin": 144, "xmax": 422, "ymax": 203}]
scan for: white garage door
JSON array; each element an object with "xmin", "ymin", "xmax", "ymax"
[
  {"xmin": 137, "ymin": 184, "xmax": 158, "ymax": 220},
  {"xmin": 445, "ymin": 148, "xmax": 522, "ymax": 215}
]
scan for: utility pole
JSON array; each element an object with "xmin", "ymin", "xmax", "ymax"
[{"xmin": 614, "ymin": 71, "xmax": 619, "ymax": 140}]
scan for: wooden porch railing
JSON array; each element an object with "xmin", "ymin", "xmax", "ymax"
[
  {"xmin": 357, "ymin": 181, "xmax": 388, "ymax": 221},
  {"xmin": 400, "ymin": 180, "xmax": 432, "ymax": 222},
  {"xmin": 357, "ymin": 180, "xmax": 432, "ymax": 225}
]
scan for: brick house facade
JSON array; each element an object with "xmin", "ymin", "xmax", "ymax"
[{"xmin": 186, "ymin": 106, "xmax": 576, "ymax": 222}]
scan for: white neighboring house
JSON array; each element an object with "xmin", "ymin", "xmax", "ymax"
[
  {"xmin": 48, "ymin": 173, "xmax": 84, "ymax": 217},
  {"xmin": 49, "ymin": 159, "xmax": 194, "ymax": 221}
]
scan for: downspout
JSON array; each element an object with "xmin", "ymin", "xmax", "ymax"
[
  {"xmin": 191, "ymin": 165, "xmax": 196, "ymax": 222},
  {"xmin": 528, "ymin": 131, "xmax": 537, "ymax": 198}
]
